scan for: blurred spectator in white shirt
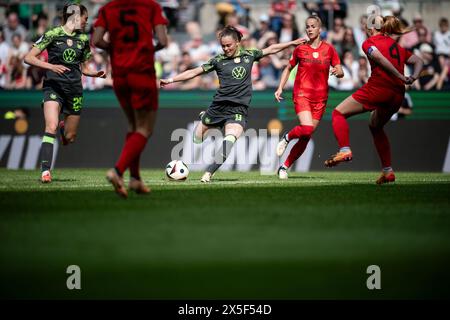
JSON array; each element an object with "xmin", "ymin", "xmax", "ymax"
[
  {"xmin": 434, "ymin": 17, "xmax": 450, "ymax": 71},
  {"xmin": 0, "ymin": 30, "xmax": 10, "ymax": 88},
  {"xmin": 3, "ymin": 12, "xmax": 28, "ymax": 46}
]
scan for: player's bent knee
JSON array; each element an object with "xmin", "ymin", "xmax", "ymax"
[
  {"xmin": 66, "ymin": 133, "xmax": 77, "ymax": 143},
  {"xmin": 302, "ymin": 125, "xmax": 314, "ymax": 139},
  {"xmin": 193, "ymin": 134, "xmax": 203, "ymax": 144},
  {"xmin": 45, "ymin": 124, "xmax": 58, "ymax": 134},
  {"xmin": 332, "ymin": 109, "xmax": 344, "ymax": 119},
  {"xmin": 136, "ymin": 128, "xmax": 152, "ymax": 138}
]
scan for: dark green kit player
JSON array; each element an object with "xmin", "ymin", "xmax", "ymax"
[
  {"xmin": 24, "ymin": 3, "xmax": 105, "ymax": 183},
  {"xmin": 161, "ymin": 26, "xmax": 305, "ymax": 182}
]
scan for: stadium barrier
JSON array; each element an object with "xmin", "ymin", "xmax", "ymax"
[{"xmin": 1, "ymin": 90, "xmax": 449, "ymax": 172}]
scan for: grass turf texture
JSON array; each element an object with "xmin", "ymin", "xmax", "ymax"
[{"xmin": 1, "ymin": 169, "xmax": 449, "ymax": 299}]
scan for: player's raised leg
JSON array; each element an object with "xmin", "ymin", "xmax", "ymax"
[
  {"xmin": 201, "ymin": 122, "xmax": 243, "ymax": 183},
  {"xmin": 193, "ymin": 118, "xmax": 210, "ymax": 144},
  {"xmin": 39, "ymin": 101, "xmax": 60, "ymax": 183},
  {"xmin": 325, "ymin": 96, "xmax": 365, "ymax": 167},
  {"xmin": 59, "ymin": 114, "xmax": 80, "ymax": 145},
  {"xmin": 278, "ymin": 111, "xmax": 316, "ymax": 179},
  {"xmin": 369, "ymin": 107, "xmax": 397, "ymax": 184}
]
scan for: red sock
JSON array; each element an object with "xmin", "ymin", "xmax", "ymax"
[
  {"xmin": 332, "ymin": 109, "xmax": 350, "ymax": 148},
  {"xmin": 284, "ymin": 138, "xmax": 310, "ymax": 168},
  {"xmin": 125, "ymin": 133, "xmax": 141, "ymax": 179},
  {"xmin": 115, "ymin": 132, "xmax": 148, "ymax": 175},
  {"xmin": 287, "ymin": 125, "xmax": 314, "ymax": 140},
  {"xmin": 370, "ymin": 126, "xmax": 391, "ymax": 168},
  {"xmin": 129, "ymin": 154, "xmax": 141, "ymax": 180}
]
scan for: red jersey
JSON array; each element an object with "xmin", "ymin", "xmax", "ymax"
[
  {"xmin": 94, "ymin": 0, "xmax": 168, "ymax": 76},
  {"xmin": 362, "ymin": 34, "xmax": 412, "ymax": 89},
  {"xmin": 289, "ymin": 41, "xmax": 340, "ymax": 102}
]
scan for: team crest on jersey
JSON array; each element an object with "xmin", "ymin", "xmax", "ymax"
[
  {"xmin": 50, "ymin": 93, "xmax": 57, "ymax": 100},
  {"xmin": 77, "ymin": 41, "xmax": 83, "ymax": 50},
  {"xmin": 313, "ymin": 52, "xmax": 319, "ymax": 59},
  {"xmin": 232, "ymin": 66, "xmax": 246, "ymax": 79},
  {"xmin": 63, "ymin": 48, "xmax": 77, "ymax": 63},
  {"xmin": 234, "ymin": 57, "xmax": 241, "ymax": 63},
  {"xmin": 67, "ymin": 39, "xmax": 73, "ymax": 47},
  {"xmin": 243, "ymin": 56, "xmax": 250, "ymax": 64}
]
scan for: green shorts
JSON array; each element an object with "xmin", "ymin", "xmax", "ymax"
[
  {"xmin": 42, "ymin": 80, "xmax": 84, "ymax": 115},
  {"xmin": 201, "ymin": 102, "xmax": 248, "ymax": 129}
]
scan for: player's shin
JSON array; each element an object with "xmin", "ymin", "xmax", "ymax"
[
  {"xmin": 284, "ymin": 137, "xmax": 310, "ymax": 168},
  {"xmin": 206, "ymin": 134, "xmax": 237, "ymax": 174},
  {"xmin": 40, "ymin": 132, "xmax": 56, "ymax": 172},
  {"xmin": 115, "ymin": 132, "xmax": 148, "ymax": 176},
  {"xmin": 369, "ymin": 126, "xmax": 391, "ymax": 169},
  {"xmin": 332, "ymin": 109, "xmax": 350, "ymax": 148}
]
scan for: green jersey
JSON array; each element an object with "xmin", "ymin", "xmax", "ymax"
[
  {"xmin": 202, "ymin": 47, "xmax": 263, "ymax": 107},
  {"xmin": 34, "ymin": 26, "xmax": 92, "ymax": 84}
]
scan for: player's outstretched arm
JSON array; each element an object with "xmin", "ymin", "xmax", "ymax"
[
  {"xmin": 154, "ymin": 24, "xmax": 168, "ymax": 52},
  {"xmin": 160, "ymin": 66, "xmax": 204, "ymax": 87},
  {"xmin": 262, "ymin": 38, "xmax": 307, "ymax": 56},
  {"xmin": 274, "ymin": 65, "xmax": 293, "ymax": 102},
  {"xmin": 92, "ymin": 26, "xmax": 110, "ymax": 50},
  {"xmin": 405, "ymin": 54, "xmax": 424, "ymax": 85},
  {"xmin": 81, "ymin": 61, "xmax": 106, "ymax": 78},
  {"xmin": 330, "ymin": 64, "xmax": 344, "ymax": 78},
  {"xmin": 369, "ymin": 49, "xmax": 406, "ymax": 82},
  {"xmin": 24, "ymin": 47, "xmax": 70, "ymax": 75}
]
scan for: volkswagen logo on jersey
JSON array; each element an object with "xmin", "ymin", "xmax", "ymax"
[
  {"xmin": 313, "ymin": 52, "xmax": 319, "ymax": 59},
  {"xmin": 63, "ymin": 48, "xmax": 77, "ymax": 63},
  {"xmin": 232, "ymin": 66, "xmax": 246, "ymax": 79}
]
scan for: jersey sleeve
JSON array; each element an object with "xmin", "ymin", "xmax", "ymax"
[
  {"xmin": 33, "ymin": 28, "xmax": 56, "ymax": 51},
  {"xmin": 201, "ymin": 57, "xmax": 217, "ymax": 73},
  {"xmin": 362, "ymin": 39, "xmax": 377, "ymax": 57},
  {"xmin": 82, "ymin": 43, "xmax": 92, "ymax": 62},
  {"xmin": 152, "ymin": 2, "xmax": 169, "ymax": 26},
  {"xmin": 330, "ymin": 45, "xmax": 341, "ymax": 66},
  {"xmin": 289, "ymin": 46, "xmax": 299, "ymax": 67},
  {"xmin": 247, "ymin": 48, "xmax": 264, "ymax": 61}
]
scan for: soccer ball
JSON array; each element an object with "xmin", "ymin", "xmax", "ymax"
[{"xmin": 166, "ymin": 160, "xmax": 189, "ymax": 181}]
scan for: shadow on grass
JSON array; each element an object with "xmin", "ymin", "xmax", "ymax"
[{"xmin": 1, "ymin": 183, "xmax": 449, "ymax": 215}]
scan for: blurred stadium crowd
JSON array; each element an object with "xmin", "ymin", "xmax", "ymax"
[{"xmin": 0, "ymin": 0, "xmax": 449, "ymax": 92}]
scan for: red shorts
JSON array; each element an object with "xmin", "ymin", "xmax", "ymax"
[
  {"xmin": 113, "ymin": 73, "xmax": 158, "ymax": 110},
  {"xmin": 293, "ymin": 96, "xmax": 327, "ymax": 120},
  {"xmin": 352, "ymin": 83, "xmax": 404, "ymax": 112}
]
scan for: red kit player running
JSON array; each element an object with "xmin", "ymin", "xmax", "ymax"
[
  {"xmin": 275, "ymin": 15, "xmax": 344, "ymax": 179},
  {"xmin": 324, "ymin": 16, "xmax": 423, "ymax": 184},
  {"xmin": 92, "ymin": 0, "xmax": 168, "ymax": 198}
]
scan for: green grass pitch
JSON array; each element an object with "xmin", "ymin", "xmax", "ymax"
[{"xmin": 1, "ymin": 169, "xmax": 449, "ymax": 299}]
